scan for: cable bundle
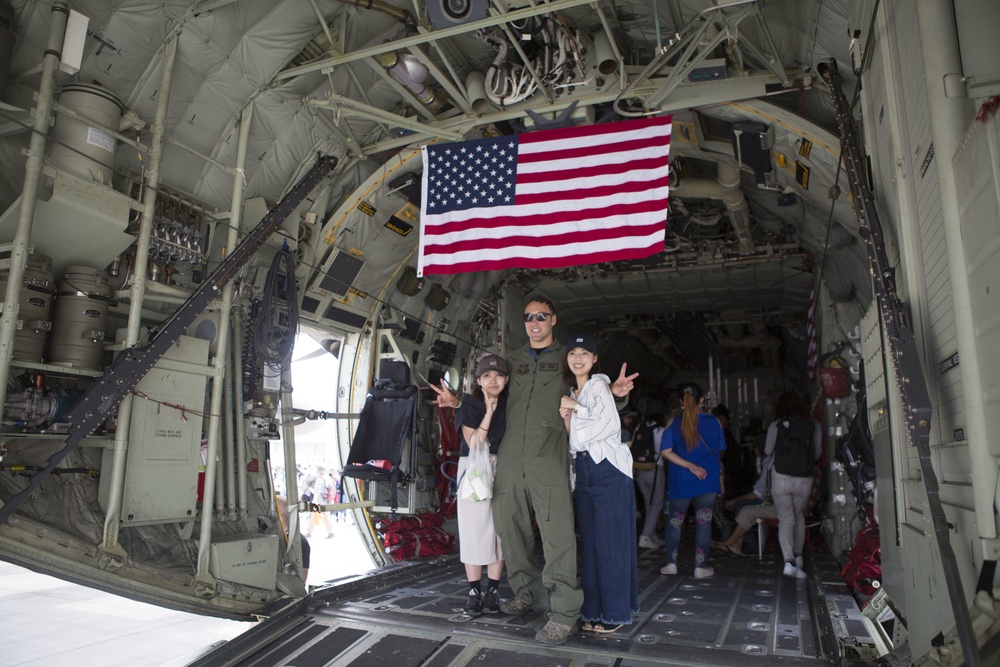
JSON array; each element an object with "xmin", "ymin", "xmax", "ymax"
[{"xmin": 252, "ymin": 246, "xmax": 299, "ymax": 372}]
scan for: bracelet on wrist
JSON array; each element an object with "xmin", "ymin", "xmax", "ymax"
[{"xmin": 478, "ymin": 426, "xmax": 488, "ymax": 431}]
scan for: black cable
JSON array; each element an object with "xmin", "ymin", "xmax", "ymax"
[{"xmin": 814, "ymin": 145, "xmax": 845, "ymax": 296}]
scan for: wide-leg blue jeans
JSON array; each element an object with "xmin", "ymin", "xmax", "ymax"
[
  {"xmin": 664, "ymin": 491, "xmax": 717, "ymax": 567},
  {"xmin": 574, "ymin": 452, "xmax": 639, "ymax": 626}
]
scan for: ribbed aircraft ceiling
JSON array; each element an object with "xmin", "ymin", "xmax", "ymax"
[{"xmin": 2, "ymin": 0, "xmax": 855, "ymax": 214}]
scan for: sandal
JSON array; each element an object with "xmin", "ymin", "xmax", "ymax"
[
  {"xmin": 713, "ymin": 542, "xmax": 742, "ymax": 556},
  {"xmin": 592, "ymin": 623, "xmax": 623, "ymax": 634},
  {"xmin": 581, "ymin": 622, "xmax": 596, "ymax": 632}
]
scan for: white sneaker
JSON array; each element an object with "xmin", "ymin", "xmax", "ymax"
[
  {"xmin": 693, "ymin": 567, "xmax": 714, "ymax": 579},
  {"xmin": 783, "ymin": 562, "xmax": 808, "ymax": 579},
  {"xmin": 794, "ymin": 556, "xmax": 804, "ymax": 569},
  {"xmin": 638, "ymin": 535, "xmax": 658, "ymax": 549},
  {"xmin": 660, "ymin": 563, "xmax": 678, "ymax": 575}
]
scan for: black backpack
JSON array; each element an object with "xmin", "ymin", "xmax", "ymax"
[
  {"xmin": 631, "ymin": 422, "xmax": 658, "ymax": 467},
  {"xmin": 773, "ymin": 416, "xmax": 816, "ymax": 477}
]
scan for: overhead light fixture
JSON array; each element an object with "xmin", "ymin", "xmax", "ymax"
[{"xmin": 425, "ymin": 0, "xmax": 490, "ymax": 29}]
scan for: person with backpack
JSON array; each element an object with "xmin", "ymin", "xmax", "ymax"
[{"xmin": 764, "ymin": 392, "xmax": 822, "ymax": 578}]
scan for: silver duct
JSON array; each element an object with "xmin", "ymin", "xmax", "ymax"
[{"xmin": 670, "ymin": 162, "xmax": 755, "ymax": 254}]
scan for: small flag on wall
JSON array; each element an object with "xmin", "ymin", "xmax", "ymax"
[{"xmin": 417, "ymin": 115, "xmax": 672, "ymax": 276}]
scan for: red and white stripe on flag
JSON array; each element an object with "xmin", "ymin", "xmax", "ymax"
[
  {"xmin": 417, "ymin": 115, "xmax": 672, "ymax": 276},
  {"xmin": 806, "ymin": 289, "xmax": 818, "ymax": 382}
]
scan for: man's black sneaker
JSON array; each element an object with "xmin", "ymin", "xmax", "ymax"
[
  {"xmin": 463, "ymin": 589, "xmax": 483, "ymax": 616},
  {"xmin": 482, "ymin": 587, "xmax": 500, "ymax": 614}
]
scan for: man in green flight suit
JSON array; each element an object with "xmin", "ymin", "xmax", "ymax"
[{"xmin": 433, "ymin": 295, "xmax": 636, "ymax": 645}]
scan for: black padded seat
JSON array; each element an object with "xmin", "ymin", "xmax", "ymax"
[{"xmin": 341, "ymin": 360, "xmax": 418, "ymax": 514}]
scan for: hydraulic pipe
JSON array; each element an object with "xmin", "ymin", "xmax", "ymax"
[
  {"xmin": 196, "ymin": 103, "xmax": 253, "ymax": 577},
  {"xmin": 233, "ymin": 106, "xmax": 252, "ymax": 515},
  {"xmin": 0, "ymin": 2, "xmax": 68, "ymax": 428},
  {"xmin": 102, "ymin": 36, "xmax": 178, "ymax": 552},
  {"xmin": 223, "ymin": 350, "xmax": 236, "ymax": 517},
  {"xmin": 214, "ymin": 424, "xmax": 225, "ymax": 515},
  {"xmin": 232, "ymin": 314, "xmax": 248, "ymax": 515},
  {"xmin": 280, "ymin": 364, "xmax": 302, "ymax": 544}
]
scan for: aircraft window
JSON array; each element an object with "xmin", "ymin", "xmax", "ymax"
[{"xmin": 697, "ymin": 113, "xmax": 734, "ymax": 144}]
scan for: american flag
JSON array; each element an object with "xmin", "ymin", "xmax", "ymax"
[{"xmin": 417, "ymin": 116, "xmax": 672, "ymax": 276}]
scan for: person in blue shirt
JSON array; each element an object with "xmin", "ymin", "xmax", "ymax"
[{"xmin": 659, "ymin": 383, "xmax": 726, "ymax": 579}]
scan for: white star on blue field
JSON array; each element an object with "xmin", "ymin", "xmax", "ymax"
[{"xmin": 425, "ymin": 136, "xmax": 519, "ymax": 213}]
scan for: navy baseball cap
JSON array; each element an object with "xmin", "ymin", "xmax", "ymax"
[{"xmin": 566, "ymin": 334, "xmax": 598, "ymax": 355}]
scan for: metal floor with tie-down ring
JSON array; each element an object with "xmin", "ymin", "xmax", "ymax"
[{"xmin": 187, "ymin": 533, "xmax": 882, "ymax": 667}]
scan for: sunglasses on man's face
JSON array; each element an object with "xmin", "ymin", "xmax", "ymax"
[{"xmin": 523, "ymin": 312, "xmax": 552, "ymax": 323}]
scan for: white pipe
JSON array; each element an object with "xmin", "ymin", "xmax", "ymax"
[
  {"xmin": 223, "ymin": 351, "xmax": 236, "ymax": 517},
  {"xmin": 103, "ymin": 36, "xmax": 178, "ymax": 552},
  {"xmin": 708, "ymin": 354, "xmax": 714, "ymax": 403},
  {"xmin": 716, "ymin": 366, "xmax": 722, "ymax": 406},
  {"xmin": 466, "ymin": 71, "xmax": 490, "ymax": 115},
  {"xmin": 280, "ymin": 364, "xmax": 301, "ymax": 537},
  {"xmin": 233, "ymin": 316, "xmax": 248, "ymax": 515},
  {"xmin": 0, "ymin": 2, "xmax": 68, "ymax": 422},
  {"xmin": 196, "ymin": 103, "xmax": 253, "ymax": 577},
  {"xmin": 592, "ymin": 23, "xmax": 620, "ymax": 78},
  {"xmin": 213, "ymin": 427, "xmax": 225, "ymax": 515},
  {"xmin": 233, "ymin": 105, "xmax": 252, "ymax": 517}
]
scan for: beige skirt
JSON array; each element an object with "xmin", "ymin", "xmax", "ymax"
[{"xmin": 457, "ymin": 455, "xmax": 503, "ymax": 565}]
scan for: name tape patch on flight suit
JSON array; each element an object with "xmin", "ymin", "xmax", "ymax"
[{"xmin": 538, "ymin": 363, "xmax": 559, "ymax": 371}]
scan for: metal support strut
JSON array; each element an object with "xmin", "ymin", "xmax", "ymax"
[
  {"xmin": 818, "ymin": 59, "xmax": 979, "ymax": 666},
  {"xmin": 0, "ymin": 156, "xmax": 338, "ymax": 526}
]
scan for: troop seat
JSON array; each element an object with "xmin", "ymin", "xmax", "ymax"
[{"xmin": 341, "ymin": 360, "xmax": 418, "ymax": 515}]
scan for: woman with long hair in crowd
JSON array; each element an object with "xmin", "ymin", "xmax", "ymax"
[{"xmin": 659, "ymin": 382, "xmax": 726, "ymax": 579}]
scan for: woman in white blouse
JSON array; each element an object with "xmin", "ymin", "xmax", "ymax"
[{"xmin": 559, "ymin": 334, "xmax": 638, "ymax": 635}]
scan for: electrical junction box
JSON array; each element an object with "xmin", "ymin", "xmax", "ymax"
[
  {"xmin": 688, "ymin": 57, "xmax": 728, "ymax": 82},
  {"xmin": 207, "ymin": 533, "xmax": 279, "ymax": 590},
  {"xmin": 99, "ymin": 334, "xmax": 209, "ymax": 525}
]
